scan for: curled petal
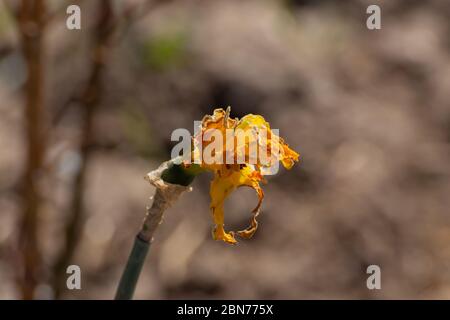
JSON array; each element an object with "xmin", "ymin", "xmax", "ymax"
[
  {"xmin": 236, "ymin": 114, "xmax": 300, "ymax": 170},
  {"xmin": 236, "ymin": 182, "xmax": 263, "ymax": 239},
  {"xmin": 198, "ymin": 108, "xmax": 299, "ymax": 244},
  {"xmin": 210, "ymin": 172, "xmax": 237, "ymax": 244},
  {"xmin": 202, "ymin": 107, "xmax": 237, "ymax": 131},
  {"xmin": 209, "ymin": 166, "xmax": 264, "ymax": 244}
]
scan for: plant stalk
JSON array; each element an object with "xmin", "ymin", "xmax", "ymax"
[
  {"xmin": 114, "ymin": 236, "xmax": 150, "ymax": 300},
  {"xmin": 115, "ymin": 188, "xmax": 167, "ymax": 300},
  {"xmin": 115, "ymin": 161, "xmax": 193, "ymax": 299}
]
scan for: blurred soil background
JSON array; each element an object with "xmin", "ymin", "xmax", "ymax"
[{"xmin": 0, "ymin": 0, "xmax": 450, "ymax": 299}]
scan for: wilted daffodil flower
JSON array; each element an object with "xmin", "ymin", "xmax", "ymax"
[
  {"xmin": 180, "ymin": 107, "xmax": 299, "ymax": 244},
  {"xmin": 120, "ymin": 108, "xmax": 298, "ymax": 300}
]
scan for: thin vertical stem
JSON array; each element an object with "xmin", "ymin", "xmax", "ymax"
[
  {"xmin": 115, "ymin": 162, "xmax": 191, "ymax": 300},
  {"xmin": 115, "ymin": 236, "xmax": 150, "ymax": 300},
  {"xmin": 115, "ymin": 189, "xmax": 167, "ymax": 300}
]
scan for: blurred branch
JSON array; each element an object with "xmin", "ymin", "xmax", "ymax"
[
  {"xmin": 51, "ymin": 0, "xmax": 176, "ymax": 298},
  {"xmin": 16, "ymin": 0, "xmax": 47, "ymax": 300},
  {"xmin": 4, "ymin": 0, "xmax": 74, "ymax": 35},
  {"xmin": 1, "ymin": 0, "xmax": 77, "ymax": 62},
  {"xmin": 51, "ymin": 0, "xmax": 116, "ymax": 298}
]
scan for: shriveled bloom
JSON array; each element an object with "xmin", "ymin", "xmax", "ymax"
[{"xmin": 186, "ymin": 107, "xmax": 299, "ymax": 244}]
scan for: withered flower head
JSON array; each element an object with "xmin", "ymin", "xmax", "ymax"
[{"xmin": 187, "ymin": 107, "xmax": 299, "ymax": 244}]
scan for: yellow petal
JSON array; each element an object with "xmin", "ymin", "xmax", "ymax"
[
  {"xmin": 236, "ymin": 114, "xmax": 300, "ymax": 170},
  {"xmin": 236, "ymin": 181, "xmax": 263, "ymax": 239},
  {"xmin": 237, "ymin": 114, "xmax": 270, "ymax": 130},
  {"xmin": 210, "ymin": 171, "xmax": 237, "ymax": 244},
  {"xmin": 197, "ymin": 108, "xmax": 299, "ymax": 244},
  {"xmin": 209, "ymin": 166, "xmax": 264, "ymax": 244},
  {"xmin": 280, "ymin": 140, "xmax": 300, "ymax": 169}
]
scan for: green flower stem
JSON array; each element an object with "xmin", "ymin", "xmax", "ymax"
[
  {"xmin": 115, "ymin": 159, "xmax": 201, "ymax": 300},
  {"xmin": 115, "ymin": 236, "xmax": 150, "ymax": 300}
]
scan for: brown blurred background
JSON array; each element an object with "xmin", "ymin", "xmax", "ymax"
[{"xmin": 0, "ymin": 0, "xmax": 450, "ymax": 299}]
